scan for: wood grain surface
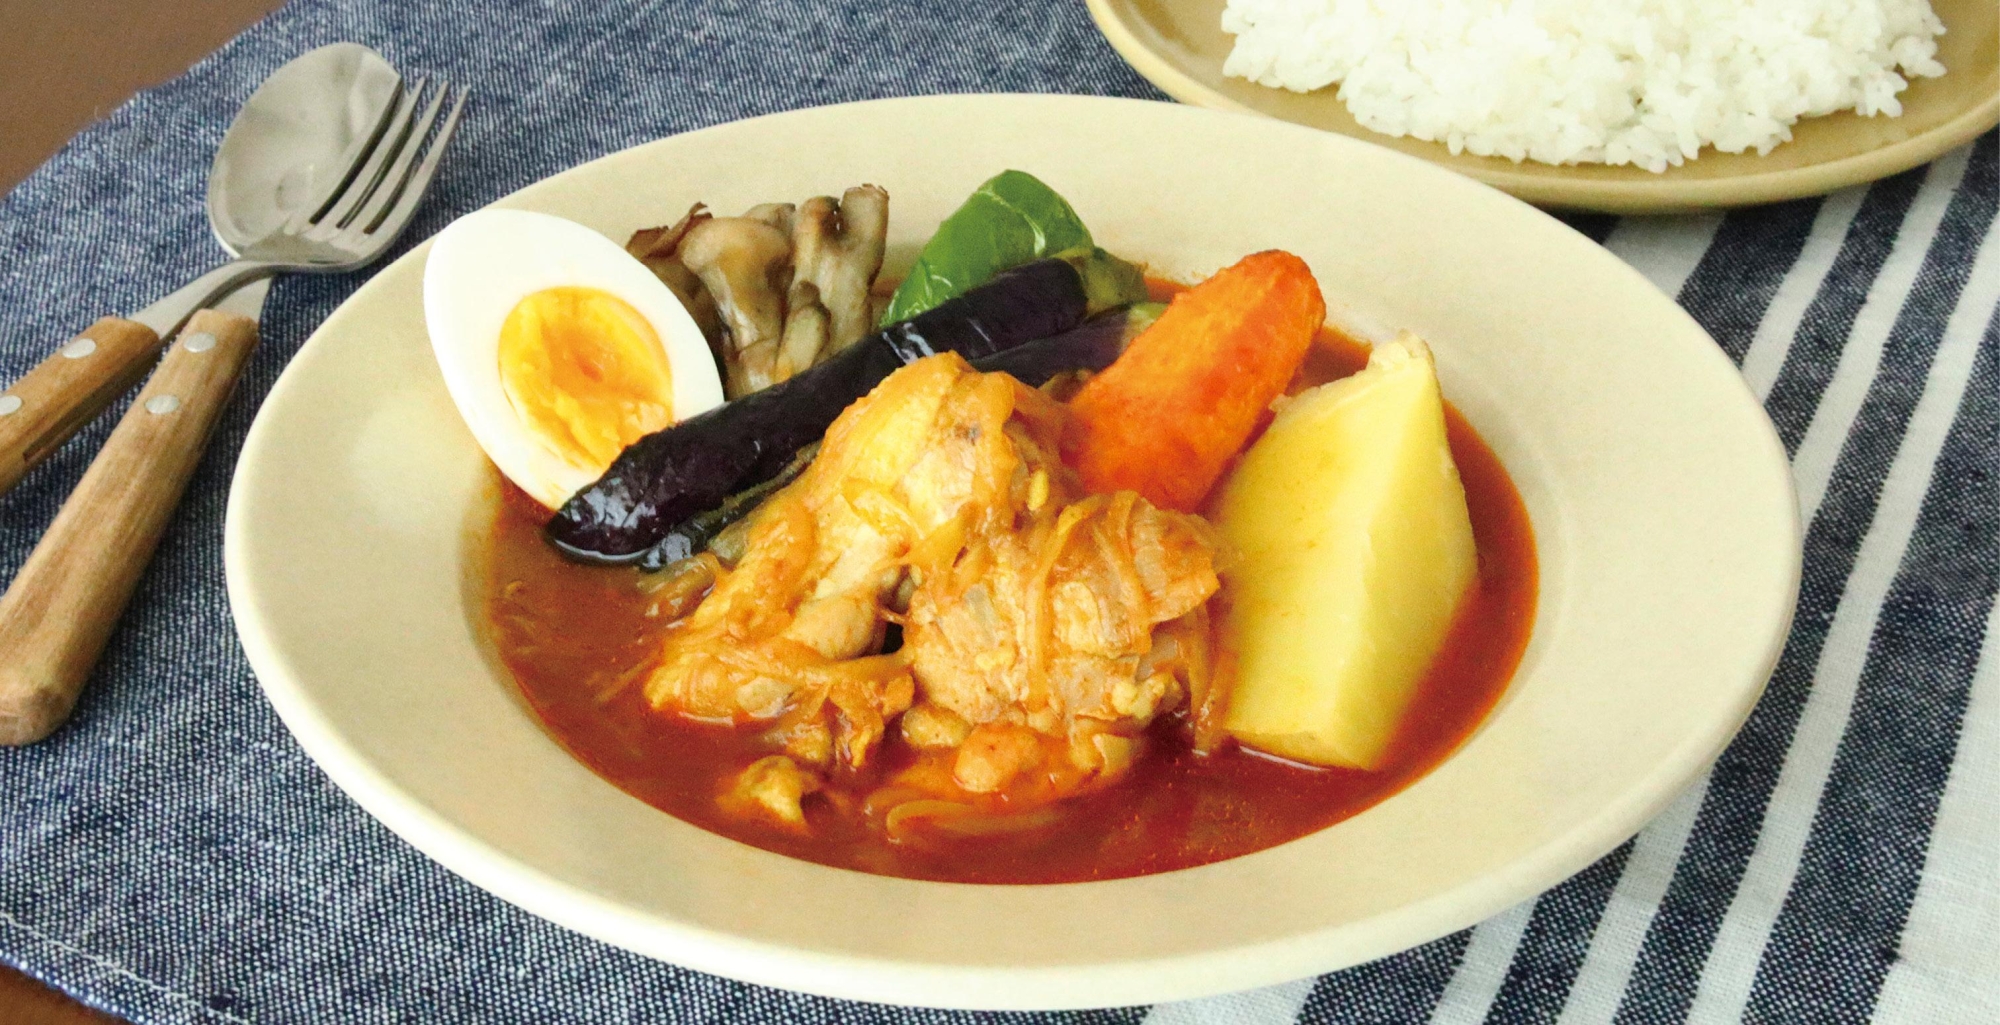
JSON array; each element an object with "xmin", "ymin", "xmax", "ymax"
[
  {"xmin": 0, "ymin": 966, "xmax": 121, "ymax": 1025},
  {"xmin": 0, "ymin": 308, "xmax": 260, "ymax": 745},
  {"xmin": 0, "ymin": 318, "xmax": 164, "ymax": 496},
  {"xmin": 0, "ymin": 0, "xmax": 287, "ymax": 191},
  {"xmin": 0, "ymin": 1, "xmax": 282, "ymax": 1018}
]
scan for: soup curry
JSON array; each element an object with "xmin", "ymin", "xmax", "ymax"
[{"xmin": 481, "ymin": 312, "xmax": 1536, "ymax": 884}]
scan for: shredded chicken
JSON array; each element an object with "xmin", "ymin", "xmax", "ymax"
[
  {"xmin": 721, "ymin": 755, "xmax": 821, "ymax": 832},
  {"xmin": 904, "ymin": 491, "xmax": 1218, "ymax": 731},
  {"xmin": 648, "ymin": 355, "xmax": 1224, "ymax": 833},
  {"xmin": 899, "ymin": 702, "xmax": 973, "ymax": 749}
]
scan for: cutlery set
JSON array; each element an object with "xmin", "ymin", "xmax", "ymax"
[{"xmin": 0, "ymin": 43, "xmax": 466, "ymax": 745}]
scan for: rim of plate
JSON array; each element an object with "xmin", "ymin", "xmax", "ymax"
[
  {"xmin": 225, "ymin": 93, "xmax": 1803, "ymax": 1009},
  {"xmin": 1084, "ymin": 0, "xmax": 2000, "ymax": 214}
]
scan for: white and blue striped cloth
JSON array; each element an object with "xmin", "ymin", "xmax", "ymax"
[{"xmin": 1, "ymin": 2, "xmax": 1994, "ymax": 1022}]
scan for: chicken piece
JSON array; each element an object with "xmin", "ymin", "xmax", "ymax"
[
  {"xmin": 644, "ymin": 354, "xmax": 1037, "ymax": 767},
  {"xmin": 903, "ymin": 490, "xmax": 1220, "ymax": 738},
  {"xmin": 900, "ymin": 702, "xmax": 973, "ymax": 749},
  {"xmin": 887, "ymin": 483, "xmax": 1220, "ymax": 809},
  {"xmin": 720, "ymin": 755, "xmax": 821, "ymax": 833},
  {"xmin": 649, "ymin": 351, "xmax": 1223, "ymax": 805}
]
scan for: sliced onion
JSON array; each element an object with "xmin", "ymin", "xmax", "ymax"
[{"xmin": 882, "ymin": 799, "xmax": 1062, "ymax": 843}]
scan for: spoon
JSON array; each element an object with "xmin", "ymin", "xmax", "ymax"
[{"xmin": 0, "ymin": 42, "xmax": 402, "ymax": 495}]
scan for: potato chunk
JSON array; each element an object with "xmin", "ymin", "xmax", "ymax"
[{"xmin": 1216, "ymin": 335, "xmax": 1476, "ymax": 770}]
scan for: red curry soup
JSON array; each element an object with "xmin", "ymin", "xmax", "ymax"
[
  {"xmin": 480, "ymin": 318, "xmax": 1535, "ymax": 884},
  {"xmin": 431, "ymin": 172, "xmax": 1535, "ymax": 885}
]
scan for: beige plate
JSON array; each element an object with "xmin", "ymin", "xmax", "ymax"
[
  {"xmin": 1087, "ymin": 0, "xmax": 2000, "ymax": 213},
  {"xmin": 224, "ymin": 95, "xmax": 1801, "ymax": 1009}
]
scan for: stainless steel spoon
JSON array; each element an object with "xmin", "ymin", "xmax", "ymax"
[{"xmin": 0, "ymin": 42, "xmax": 402, "ymax": 495}]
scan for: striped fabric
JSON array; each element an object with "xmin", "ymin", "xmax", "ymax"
[{"xmin": 0, "ymin": 1, "xmax": 1993, "ymax": 1022}]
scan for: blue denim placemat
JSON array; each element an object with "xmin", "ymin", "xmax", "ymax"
[{"xmin": 3, "ymin": 1, "xmax": 1997, "ymax": 1022}]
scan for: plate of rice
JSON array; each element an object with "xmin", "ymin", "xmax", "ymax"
[{"xmin": 1085, "ymin": 0, "xmax": 1998, "ymax": 212}]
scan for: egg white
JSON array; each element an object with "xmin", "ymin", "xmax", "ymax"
[{"xmin": 423, "ymin": 209, "xmax": 723, "ymax": 510}]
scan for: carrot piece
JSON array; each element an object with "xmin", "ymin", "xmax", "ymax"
[{"xmin": 1062, "ymin": 250, "xmax": 1326, "ymax": 511}]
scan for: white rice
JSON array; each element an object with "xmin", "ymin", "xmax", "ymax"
[{"xmin": 1220, "ymin": 0, "xmax": 1947, "ymax": 171}]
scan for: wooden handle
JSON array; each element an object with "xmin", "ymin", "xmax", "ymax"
[
  {"xmin": 0, "ymin": 317, "xmax": 164, "ymax": 495},
  {"xmin": 0, "ymin": 309, "xmax": 259, "ymax": 745}
]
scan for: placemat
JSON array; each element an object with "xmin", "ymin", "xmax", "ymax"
[{"xmin": 2, "ymin": 1, "xmax": 1995, "ymax": 1022}]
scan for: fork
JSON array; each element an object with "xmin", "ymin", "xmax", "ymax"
[
  {"xmin": 0, "ymin": 78, "xmax": 470, "ymax": 496},
  {"xmin": 0, "ymin": 79, "xmax": 469, "ymax": 746}
]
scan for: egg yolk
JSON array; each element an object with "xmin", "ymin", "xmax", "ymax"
[{"xmin": 497, "ymin": 286, "xmax": 675, "ymax": 475}]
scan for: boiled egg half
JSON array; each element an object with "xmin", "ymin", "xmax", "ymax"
[{"xmin": 424, "ymin": 209, "xmax": 723, "ymax": 509}]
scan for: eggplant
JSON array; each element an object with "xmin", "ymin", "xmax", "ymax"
[
  {"xmin": 548, "ymin": 257, "xmax": 1121, "ymax": 564},
  {"xmin": 972, "ymin": 302, "xmax": 1163, "ymax": 386},
  {"xmin": 635, "ymin": 443, "xmax": 816, "ymax": 571},
  {"xmin": 625, "ymin": 302, "xmax": 1166, "ymax": 572}
]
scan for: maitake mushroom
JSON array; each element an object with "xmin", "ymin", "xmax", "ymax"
[
  {"xmin": 625, "ymin": 185, "xmax": 889, "ymax": 400},
  {"xmin": 625, "ymin": 206, "xmax": 722, "ymax": 342},
  {"xmin": 677, "ymin": 216, "xmax": 792, "ymax": 396}
]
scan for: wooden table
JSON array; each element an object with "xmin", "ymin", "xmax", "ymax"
[
  {"xmin": 0, "ymin": 0, "xmax": 285, "ymax": 192},
  {"xmin": 0, "ymin": 3, "xmax": 285, "ymax": 1018},
  {"xmin": 0, "ymin": 967, "xmax": 121, "ymax": 1025}
]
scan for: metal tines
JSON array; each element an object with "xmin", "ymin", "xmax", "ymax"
[{"xmin": 284, "ymin": 76, "xmax": 470, "ymax": 257}]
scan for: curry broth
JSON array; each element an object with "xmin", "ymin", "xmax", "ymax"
[{"xmin": 483, "ymin": 323, "xmax": 1536, "ymax": 884}]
